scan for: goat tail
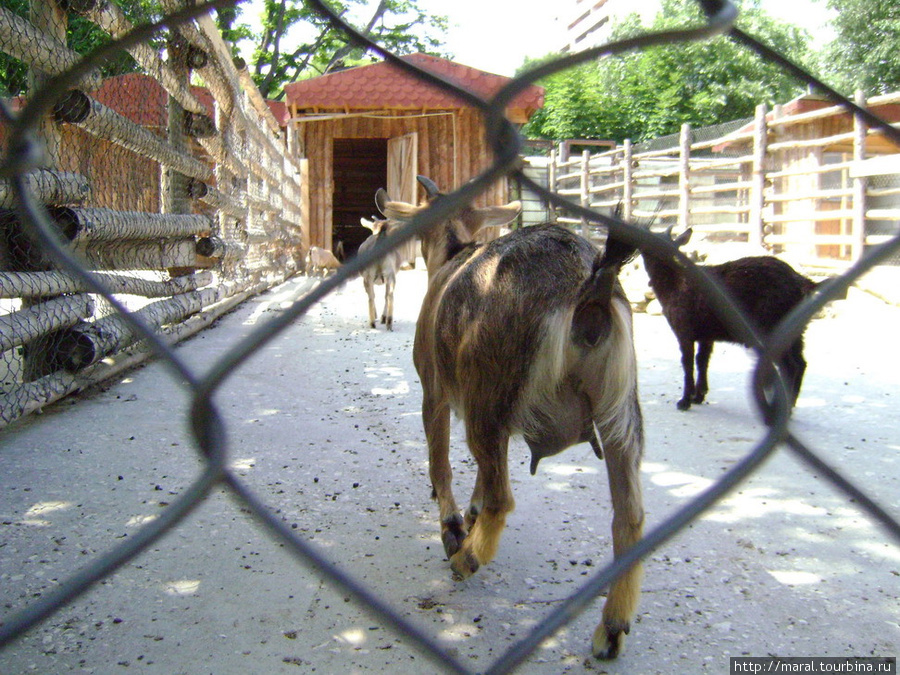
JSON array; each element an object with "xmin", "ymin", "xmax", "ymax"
[
  {"xmin": 600, "ymin": 234, "xmax": 639, "ymax": 271},
  {"xmin": 571, "ymin": 236, "xmax": 637, "ymax": 348}
]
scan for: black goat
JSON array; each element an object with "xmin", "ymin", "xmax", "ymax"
[{"xmin": 643, "ymin": 227, "xmax": 817, "ymax": 411}]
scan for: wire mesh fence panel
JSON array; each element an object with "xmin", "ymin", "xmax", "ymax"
[
  {"xmin": 1, "ymin": 1, "xmax": 899, "ymax": 674},
  {"xmin": 0, "ymin": 0, "xmax": 305, "ymax": 427}
]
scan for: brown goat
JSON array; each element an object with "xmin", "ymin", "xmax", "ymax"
[{"xmin": 379, "ymin": 176, "xmax": 645, "ymax": 659}]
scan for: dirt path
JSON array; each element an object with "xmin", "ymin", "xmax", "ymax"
[{"xmin": 1, "ymin": 267, "xmax": 898, "ymax": 674}]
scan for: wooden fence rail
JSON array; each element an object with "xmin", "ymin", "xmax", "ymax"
[
  {"xmin": 0, "ymin": 0, "xmax": 307, "ymax": 427},
  {"xmin": 547, "ymin": 95, "xmax": 900, "ymax": 267}
]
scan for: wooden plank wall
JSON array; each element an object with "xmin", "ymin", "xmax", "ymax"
[{"xmin": 298, "ymin": 109, "xmax": 510, "ymax": 251}]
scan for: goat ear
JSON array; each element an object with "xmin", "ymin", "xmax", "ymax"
[
  {"xmin": 674, "ymin": 228, "xmax": 693, "ymax": 247},
  {"xmin": 375, "ymin": 188, "xmax": 390, "ymax": 216},
  {"xmin": 464, "ymin": 201, "xmax": 521, "ymax": 235},
  {"xmin": 379, "ymin": 200, "xmax": 421, "ymax": 223}
]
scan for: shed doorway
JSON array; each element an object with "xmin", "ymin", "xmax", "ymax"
[
  {"xmin": 331, "ymin": 133, "xmax": 419, "ymax": 261},
  {"xmin": 332, "ymin": 138, "xmax": 388, "ymax": 257}
]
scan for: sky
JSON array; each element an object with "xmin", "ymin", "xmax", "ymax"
[{"xmin": 412, "ymin": 0, "xmax": 835, "ymax": 76}]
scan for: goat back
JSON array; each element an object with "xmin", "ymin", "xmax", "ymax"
[{"xmin": 414, "ymin": 224, "xmax": 634, "ymax": 448}]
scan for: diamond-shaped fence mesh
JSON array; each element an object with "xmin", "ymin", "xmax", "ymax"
[{"xmin": 1, "ymin": 1, "xmax": 898, "ymax": 673}]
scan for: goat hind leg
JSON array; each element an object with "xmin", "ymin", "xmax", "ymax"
[
  {"xmin": 592, "ymin": 401, "xmax": 645, "ymax": 659},
  {"xmin": 383, "ymin": 276, "xmax": 395, "ymax": 330},
  {"xmin": 784, "ymin": 339, "xmax": 807, "ymax": 405},
  {"xmin": 693, "ymin": 341, "xmax": 713, "ymax": 404},
  {"xmin": 450, "ymin": 424, "xmax": 513, "ymax": 579},
  {"xmin": 677, "ymin": 339, "xmax": 696, "ymax": 410},
  {"xmin": 423, "ymin": 393, "xmax": 466, "ymax": 559},
  {"xmin": 464, "ymin": 469, "xmax": 485, "ymax": 531}
]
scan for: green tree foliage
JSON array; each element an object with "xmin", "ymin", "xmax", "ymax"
[
  {"xmin": 0, "ymin": 0, "xmax": 159, "ymax": 96},
  {"xmin": 825, "ymin": 0, "xmax": 900, "ymax": 95},
  {"xmin": 219, "ymin": 0, "xmax": 449, "ymax": 100},
  {"xmin": 0, "ymin": 0, "xmax": 445, "ymax": 102},
  {"xmin": 524, "ymin": 0, "xmax": 814, "ymax": 143}
]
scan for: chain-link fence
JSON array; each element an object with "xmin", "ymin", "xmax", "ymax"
[{"xmin": 1, "ymin": 1, "xmax": 899, "ymax": 673}]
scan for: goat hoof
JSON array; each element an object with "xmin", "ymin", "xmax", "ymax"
[
  {"xmin": 442, "ymin": 529, "xmax": 465, "ymax": 558},
  {"xmin": 592, "ymin": 620, "xmax": 629, "ymax": 660},
  {"xmin": 463, "ymin": 505, "xmax": 479, "ymax": 531},
  {"xmin": 676, "ymin": 398, "xmax": 691, "ymax": 411},
  {"xmin": 692, "ymin": 393, "xmax": 706, "ymax": 404},
  {"xmin": 450, "ymin": 549, "xmax": 480, "ymax": 579},
  {"xmin": 441, "ymin": 513, "xmax": 466, "ymax": 558}
]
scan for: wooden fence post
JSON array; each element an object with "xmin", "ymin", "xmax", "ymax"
[
  {"xmin": 580, "ymin": 149, "xmax": 591, "ymax": 238},
  {"xmin": 679, "ymin": 123, "xmax": 691, "ymax": 230},
  {"xmin": 162, "ymin": 30, "xmax": 191, "ymax": 218},
  {"xmin": 622, "ymin": 139, "xmax": 633, "ymax": 222},
  {"xmin": 19, "ymin": 0, "xmax": 67, "ymax": 380},
  {"xmin": 548, "ymin": 147, "xmax": 557, "ymax": 189},
  {"xmin": 749, "ymin": 103, "xmax": 767, "ymax": 249},
  {"xmin": 28, "ymin": 0, "xmax": 65, "ymax": 167},
  {"xmin": 852, "ymin": 89, "xmax": 867, "ymax": 262}
]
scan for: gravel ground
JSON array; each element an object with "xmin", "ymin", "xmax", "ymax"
[{"xmin": 1, "ymin": 263, "xmax": 898, "ymax": 675}]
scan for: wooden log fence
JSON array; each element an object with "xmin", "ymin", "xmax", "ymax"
[
  {"xmin": 0, "ymin": 0, "xmax": 307, "ymax": 428},
  {"xmin": 0, "ymin": 294, "xmax": 94, "ymax": 352},
  {"xmin": 0, "ymin": 170, "xmax": 90, "ymax": 209},
  {"xmin": 548, "ymin": 94, "xmax": 900, "ymax": 265},
  {"xmin": 0, "ymin": 269, "xmax": 214, "ymax": 298}
]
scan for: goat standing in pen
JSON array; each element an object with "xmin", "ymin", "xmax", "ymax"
[
  {"xmin": 358, "ymin": 215, "xmax": 403, "ymax": 330},
  {"xmin": 379, "ymin": 176, "xmax": 645, "ymax": 659},
  {"xmin": 305, "ymin": 246, "xmax": 341, "ymax": 277},
  {"xmin": 642, "ymin": 226, "xmax": 818, "ymax": 411}
]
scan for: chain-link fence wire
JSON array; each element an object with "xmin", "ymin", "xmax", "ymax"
[{"xmin": 2, "ymin": 0, "xmax": 900, "ymax": 673}]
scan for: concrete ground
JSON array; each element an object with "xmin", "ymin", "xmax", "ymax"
[{"xmin": 0, "ymin": 263, "xmax": 898, "ymax": 675}]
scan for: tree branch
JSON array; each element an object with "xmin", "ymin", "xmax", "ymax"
[{"xmin": 323, "ymin": 0, "xmax": 387, "ymax": 74}]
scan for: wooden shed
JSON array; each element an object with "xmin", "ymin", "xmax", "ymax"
[{"xmin": 283, "ymin": 53, "xmax": 544, "ymax": 256}]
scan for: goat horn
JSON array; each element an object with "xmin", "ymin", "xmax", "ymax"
[
  {"xmin": 416, "ymin": 175, "xmax": 441, "ymax": 198},
  {"xmin": 664, "ymin": 224, "xmax": 676, "ymax": 239}
]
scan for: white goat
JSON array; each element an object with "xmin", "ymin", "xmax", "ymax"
[
  {"xmin": 379, "ymin": 176, "xmax": 645, "ymax": 660},
  {"xmin": 358, "ymin": 216, "xmax": 403, "ymax": 330},
  {"xmin": 306, "ymin": 246, "xmax": 341, "ymax": 277}
]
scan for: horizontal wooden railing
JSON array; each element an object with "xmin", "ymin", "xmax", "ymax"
[{"xmin": 548, "ymin": 95, "xmax": 900, "ymax": 266}]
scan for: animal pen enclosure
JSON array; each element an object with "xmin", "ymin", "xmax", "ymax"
[
  {"xmin": 1, "ymin": 1, "xmax": 900, "ymax": 674},
  {"xmin": 547, "ymin": 93, "xmax": 900, "ymax": 267},
  {"xmin": 0, "ymin": 0, "xmax": 306, "ymax": 427}
]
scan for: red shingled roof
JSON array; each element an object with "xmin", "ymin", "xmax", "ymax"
[
  {"xmin": 88, "ymin": 73, "xmax": 215, "ymax": 127},
  {"xmin": 266, "ymin": 99, "xmax": 290, "ymax": 126},
  {"xmin": 283, "ymin": 53, "xmax": 544, "ymax": 120}
]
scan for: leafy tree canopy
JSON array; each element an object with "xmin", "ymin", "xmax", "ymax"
[
  {"xmin": 218, "ymin": 0, "xmax": 450, "ymax": 100},
  {"xmin": 0, "ymin": 0, "xmax": 447, "ymax": 101},
  {"xmin": 0, "ymin": 0, "xmax": 156, "ymax": 96},
  {"xmin": 825, "ymin": 0, "xmax": 900, "ymax": 95},
  {"xmin": 523, "ymin": 0, "xmax": 815, "ymax": 143}
]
